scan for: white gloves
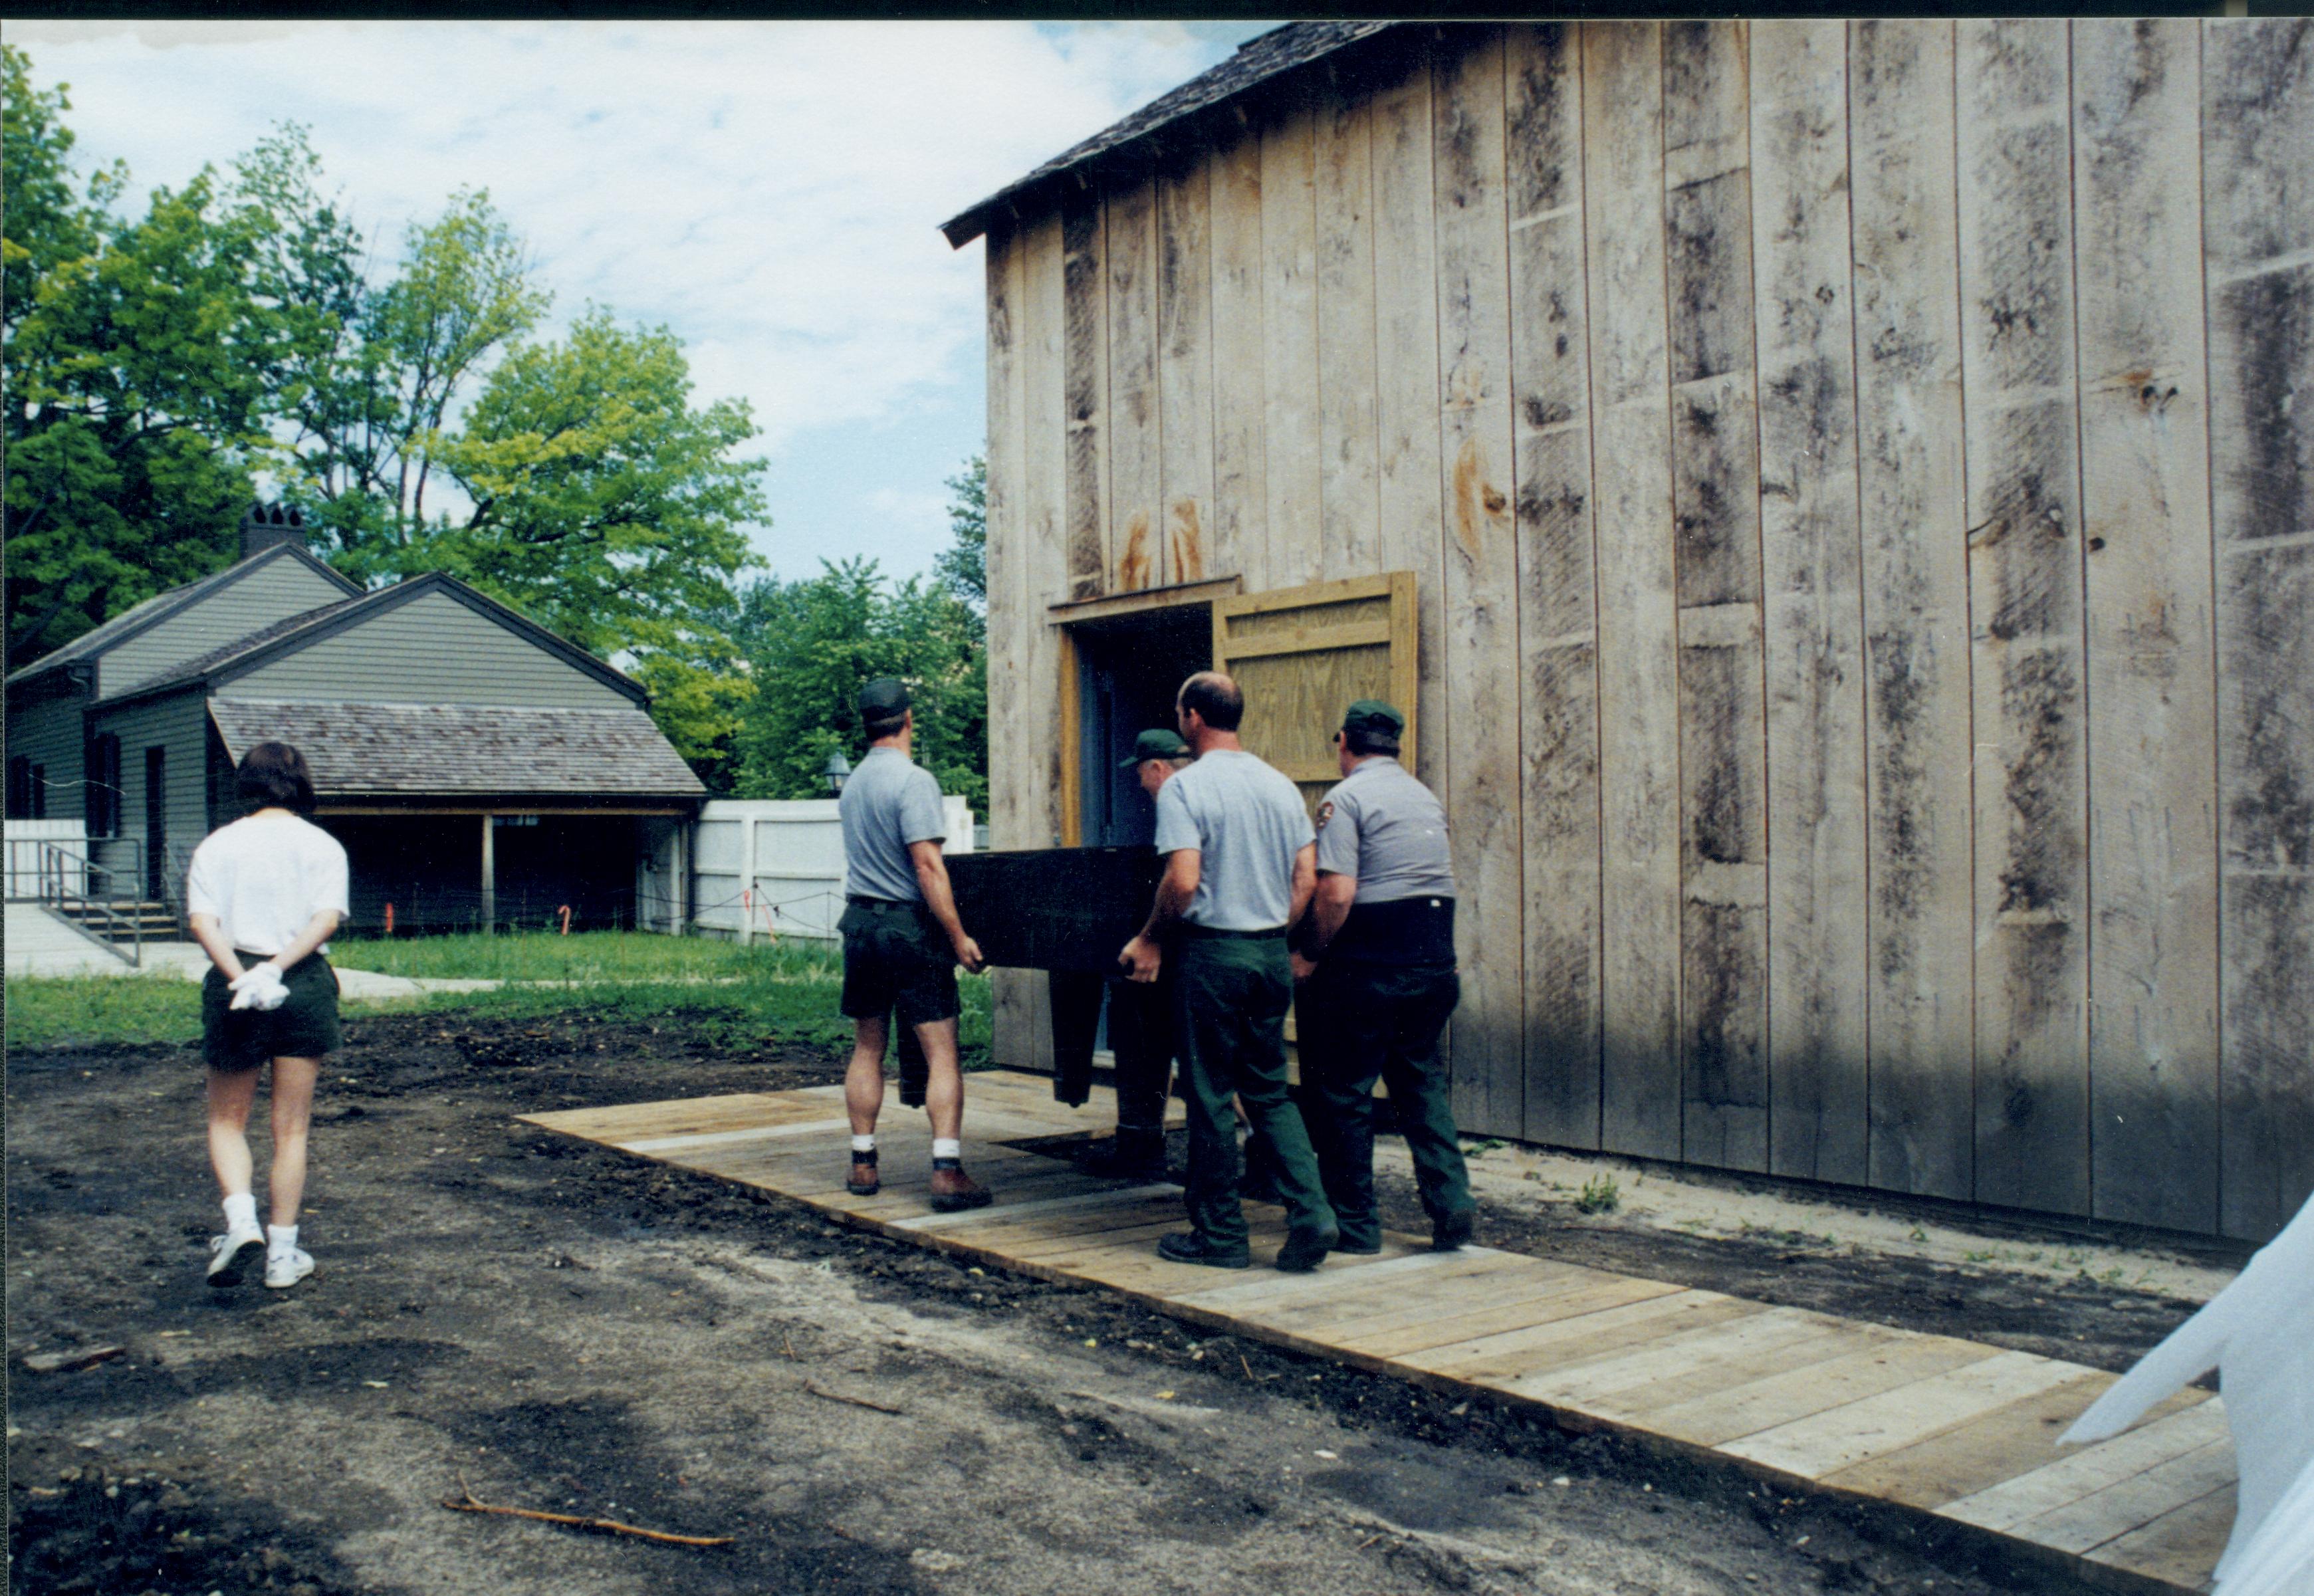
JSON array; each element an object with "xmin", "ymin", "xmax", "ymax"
[{"xmin": 228, "ymin": 961, "xmax": 289, "ymax": 1012}]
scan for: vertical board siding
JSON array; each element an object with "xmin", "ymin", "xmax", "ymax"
[
  {"xmin": 2206, "ymin": 17, "xmax": 2314, "ymax": 1242},
  {"xmin": 1107, "ymin": 171, "xmax": 1162, "ymax": 594},
  {"xmin": 1752, "ymin": 20, "xmax": 1870, "ymax": 1186},
  {"xmin": 984, "ymin": 223, "xmax": 1038, "ymax": 1068},
  {"xmin": 1262, "ymin": 90, "xmax": 1326, "ymax": 589},
  {"xmin": 1665, "ymin": 21, "xmax": 1772, "ymax": 1173},
  {"xmin": 1020, "ymin": 211, "xmax": 1072, "ymax": 1069},
  {"xmin": 1370, "ymin": 45, "xmax": 1449, "ymax": 795},
  {"xmin": 1956, "ymin": 19, "xmax": 2093, "ymax": 1216},
  {"xmin": 1157, "ymin": 152, "xmax": 1216, "ymax": 588},
  {"xmin": 1433, "ymin": 28, "xmax": 1526, "ymax": 1138},
  {"xmin": 1062, "ymin": 189, "xmax": 1110, "ymax": 602},
  {"xmin": 2073, "ymin": 19, "xmax": 2222, "ymax": 1233},
  {"xmin": 1506, "ymin": 21, "xmax": 1604, "ymax": 1150},
  {"xmin": 1582, "ymin": 21, "xmax": 1684, "ymax": 1161},
  {"xmin": 1850, "ymin": 19, "xmax": 1976, "ymax": 1202},
  {"xmin": 1210, "ymin": 125, "xmax": 1268, "ymax": 592},
  {"xmin": 1316, "ymin": 85, "xmax": 1382, "ymax": 582}
]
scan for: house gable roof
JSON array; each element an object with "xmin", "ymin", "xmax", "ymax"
[
  {"xmin": 95, "ymin": 572, "xmax": 648, "ymax": 710},
  {"xmin": 939, "ymin": 21, "xmax": 1399, "ymax": 249},
  {"xmin": 5, "ymin": 544, "xmax": 364, "ymax": 690}
]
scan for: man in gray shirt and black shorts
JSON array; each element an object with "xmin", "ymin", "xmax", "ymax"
[
  {"xmin": 1120, "ymin": 672, "xmax": 1337, "ymax": 1272},
  {"xmin": 836, "ymin": 677, "xmax": 991, "ymax": 1212}
]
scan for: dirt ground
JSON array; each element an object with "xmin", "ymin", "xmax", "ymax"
[{"xmin": 7, "ymin": 1013, "xmax": 2214, "ymax": 1596}]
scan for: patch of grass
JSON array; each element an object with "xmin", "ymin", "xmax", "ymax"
[
  {"xmin": 5, "ymin": 960, "xmax": 995, "ymax": 1069},
  {"xmin": 328, "ymin": 929, "xmax": 807, "ymax": 983},
  {"xmin": 1573, "ymin": 1173, "xmax": 1620, "ymax": 1215}
]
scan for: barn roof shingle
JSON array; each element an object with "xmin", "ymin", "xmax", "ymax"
[
  {"xmin": 939, "ymin": 21, "xmax": 1399, "ymax": 249},
  {"xmin": 207, "ymin": 699, "xmax": 707, "ymax": 798}
]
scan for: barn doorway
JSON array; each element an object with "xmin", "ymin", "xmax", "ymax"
[{"xmin": 1066, "ymin": 600, "xmax": 1213, "ymax": 848}]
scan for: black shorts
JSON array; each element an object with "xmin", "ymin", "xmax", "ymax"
[
  {"xmin": 201, "ymin": 955, "xmax": 342, "ymax": 1073},
  {"xmin": 838, "ymin": 899, "xmax": 960, "ymax": 1028}
]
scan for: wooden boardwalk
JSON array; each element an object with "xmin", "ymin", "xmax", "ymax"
[{"xmin": 523, "ymin": 1071, "xmax": 2231, "ymax": 1593}]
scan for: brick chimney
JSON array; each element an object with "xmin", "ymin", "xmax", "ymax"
[{"xmin": 240, "ymin": 502, "xmax": 306, "ymax": 561}]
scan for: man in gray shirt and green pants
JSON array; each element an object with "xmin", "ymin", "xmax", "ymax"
[
  {"xmin": 1120, "ymin": 672, "xmax": 1338, "ymax": 1272},
  {"xmin": 837, "ymin": 678, "xmax": 991, "ymax": 1213}
]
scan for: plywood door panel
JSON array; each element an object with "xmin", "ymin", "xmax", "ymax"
[
  {"xmin": 1582, "ymin": 21, "xmax": 1682, "ymax": 1162},
  {"xmin": 1665, "ymin": 20, "xmax": 1771, "ymax": 1173},
  {"xmin": 1106, "ymin": 170, "xmax": 1161, "ymax": 594},
  {"xmin": 1371, "ymin": 42, "xmax": 1449, "ymax": 796},
  {"xmin": 1262, "ymin": 88, "xmax": 1325, "ymax": 590},
  {"xmin": 1433, "ymin": 27, "xmax": 1526, "ymax": 1140},
  {"xmin": 1751, "ymin": 20, "xmax": 1869, "ymax": 1187},
  {"xmin": 1505, "ymin": 21, "xmax": 1603, "ymax": 1151},
  {"xmin": 1849, "ymin": 21, "xmax": 1974, "ymax": 1203},
  {"xmin": 1209, "ymin": 124, "xmax": 1268, "ymax": 590},
  {"xmin": 1214, "ymin": 574, "xmax": 1415, "ymax": 816},
  {"xmin": 2071, "ymin": 18, "xmax": 2220, "ymax": 1234},
  {"xmin": 2204, "ymin": 17, "xmax": 2314, "ymax": 1242},
  {"xmin": 1061, "ymin": 187, "xmax": 1111, "ymax": 602},
  {"xmin": 1316, "ymin": 84, "xmax": 1380, "ymax": 582},
  {"xmin": 1157, "ymin": 151, "xmax": 1215, "ymax": 588},
  {"xmin": 1956, "ymin": 19, "xmax": 2091, "ymax": 1216}
]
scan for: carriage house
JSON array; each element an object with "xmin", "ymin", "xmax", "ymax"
[
  {"xmin": 946, "ymin": 20, "xmax": 2314, "ymax": 1243},
  {"xmin": 5, "ymin": 507, "xmax": 703, "ymax": 935}
]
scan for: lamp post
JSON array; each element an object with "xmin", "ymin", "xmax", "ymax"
[{"xmin": 823, "ymin": 750, "xmax": 852, "ymax": 795}]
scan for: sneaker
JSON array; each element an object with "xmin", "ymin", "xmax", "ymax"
[
  {"xmin": 1274, "ymin": 1224, "xmax": 1339, "ymax": 1274},
  {"xmin": 1431, "ymin": 1209, "xmax": 1476, "ymax": 1252},
  {"xmin": 1155, "ymin": 1231, "xmax": 1250, "ymax": 1270},
  {"xmin": 207, "ymin": 1226, "xmax": 264, "ymax": 1289},
  {"xmin": 264, "ymin": 1247, "xmax": 314, "ymax": 1290}
]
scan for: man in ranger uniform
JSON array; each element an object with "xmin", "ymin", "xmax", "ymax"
[
  {"xmin": 835, "ymin": 677, "xmax": 992, "ymax": 1212},
  {"xmin": 1120, "ymin": 672, "xmax": 1337, "ymax": 1272},
  {"xmin": 1292, "ymin": 700, "xmax": 1474, "ymax": 1253},
  {"xmin": 1088, "ymin": 727, "xmax": 1194, "ymax": 1181}
]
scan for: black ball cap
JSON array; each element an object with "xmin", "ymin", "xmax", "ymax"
[{"xmin": 859, "ymin": 677, "xmax": 911, "ymax": 718}]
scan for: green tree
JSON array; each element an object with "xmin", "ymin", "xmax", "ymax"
[{"xmin": 933, "ymin": 453, "xmax": 986, "ymax": 609}]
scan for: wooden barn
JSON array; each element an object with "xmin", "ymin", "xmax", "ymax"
[{"xmin": 942, "ymin": 20, "xmax": 2314, "ymax": 1244}]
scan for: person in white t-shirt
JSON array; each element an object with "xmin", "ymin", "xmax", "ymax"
[{"xmin": 184, "ymin": 742, "xmax": 350, "ymax": 1292}]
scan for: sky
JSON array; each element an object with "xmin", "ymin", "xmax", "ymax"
[{"xmin": 4, "ymin": 18, "xmax": 1271, "ymax": 583}]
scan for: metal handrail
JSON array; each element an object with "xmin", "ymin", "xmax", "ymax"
[{"xmin": 35, "ymin": 836, "xmax": 150, "ymax": 968}]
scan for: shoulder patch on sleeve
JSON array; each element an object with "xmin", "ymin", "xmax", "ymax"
[{"xmin": 1315, "ymin": 800, "xmax": 1335, "ymax": 831}]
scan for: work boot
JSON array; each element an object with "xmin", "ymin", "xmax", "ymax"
[
  {"xmin": 1431, "ymin": 1208, "xmax": 1475, "ymax": 1252},
  {"xmin": 846, "ymin": 1149, "xmax": 880, "ymax": 1197},
  {"xmin": 1274, "ymin": 1224, "xmax": 1339, "ymax": 1274},
  {"xmin": 1156, "ymin": 1231, "xmax": 1250, "ymax": 1270},
  {"xmin": 928, "ymin": 1165, "xmax": 992, "ymax": 1213},
  {"xmin": 1086, "ymin": 1127, "xmax": 1168, "ymax": 1183}
]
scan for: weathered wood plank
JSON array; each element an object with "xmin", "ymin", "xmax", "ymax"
[
  {"xmin": 1505, "ymin": 21, "xmax": 1603, "ymax": 1151},
  {"xmin": 1209, "ymin": 121, "xmax": 1268, "ymax": 589},
  {"xmin": 1105, "ymin": 169, "xmax": 1161, "ymax": 593},
  {"xmin": 2006, "ymin": 1439, "xmax": 2236, "ymax": 1556},
  {"xmin": 1938, "ymin": 1398, "xmax": 2229, "ymax": 1532},
  {"xmin": 1316, "ymin": 82, "xmax": 1379, "ymax": 582},
  {"xmin": 1370, "ymin": 41, "xmax": 1449, "ymax": 794},
  {"xmin": 1018, "ymin": 209, "xmax": 1072, "ymax": 1062},
  {"xmin": 1665, "ymin": 21, "xmax": 1770, "ymax": 1173},
  {"xmin": 1849, "ymin": 20, "xmax": 1975, "ymax": 1203},
  {"xmin": 1583, "ymin": 21, "xmax": 1684, "ymax": 1162},
  {"xmin": 1407, "ymin": 1288, "xmax": 1756, "ymax": 1381},
  {"xmin": 984, "ymin": 220, "xmax": 1037, "ymax": 1068},
  {"xmin": 1750, "ymin": 20, "xmax": 1869, "ymax": 1187},
  {"xmin": 1156, "ymin": 150, "xmax": 1215, "ymax": 588},
  {"xmin": 1262, "ymin": 88, "xmax": 1324, "ymax": 590},
  {"xmin": 2072, "ymin": 18, "xmax": 2220, "ymax": 1234},
  {"xmin": 1726, "ymin": 1349, "xmax": 2082, "ymax": 1480},
  {"xmin": 1433, "ymin": 25, "xmax": 1527, "ymax": 1139},
  {"xmin": 1644, "ymin": 1336, "xmax": 1996, "ymax": 1448},
  {"xmin": 2204, "ymin": 17, "xmax": 2314, "ymax": 1244},
  {"xmin": 1956, "ymin": 18, "xmax": 2091, "ymax": 1216},
  {"xmin": 1060, "ymin": 187, "xmax": 1110, "ymax": 601},
  {"xmin": 1504, "ymin": 1302, "xmax": 1843, "ymax": 1408},
  {"xmin": 2083, "ymin": 1482, "xmax": 2236, "ymax": 1588}
]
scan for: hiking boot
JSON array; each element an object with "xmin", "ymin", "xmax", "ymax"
[
  {"xmin": 1274, "ymin": 1224, "xmax": 1339, "ymax": 1274},
  {"xmin": 846, "ymin": 1150, "xmax": 880, "ymax": 1197},
  {"xmin": 1157, "ymin": 1232, "xmax": 1250, "ymax": 1269},
  {"xmin": 927, "ymin": 1166, "xmax": 992, "ymax": 1213},
  {"xmin": 1431, "ymin": 1208, "xmax": 1476, "ymax": 1252},
  {"xmin": 264, "ymin": 1247, "xmax": 314, "ymax": 1290},
  {"xmin": 207, "ymin": 1226, "xmax": 264, "ymax": 1290}
]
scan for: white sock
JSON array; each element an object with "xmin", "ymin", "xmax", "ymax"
[
  {"xmin": 932, "ymin": 1138, "xmax": 962, "ymax": 1163},
  {"xmin": 267, "ymin": 1223, "xmax": 298, "ymax": 1254},
  {"xmin": 850, "ymin": 1135, "xmax": 877, "ymax": 1155},
  {"xmin": 223, "ymin": 1193, "xmax": 258, "ymax": 1233}
]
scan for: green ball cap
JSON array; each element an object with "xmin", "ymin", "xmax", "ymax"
[
  {"xmin": 1341, "ymin": 699, "xmax": 1405, "ymax": 739},
  {"xmin": 858, "ymin": 677, "xmax": 911, "ymax": 718},
  {"xmin": 1119, "ymin": 728, "xmax": 1191, "ymax": 768}
]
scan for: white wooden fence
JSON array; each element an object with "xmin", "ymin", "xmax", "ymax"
[{"xmin": 687, "ymin": 797, "xmax": 976, "ymax": 943}]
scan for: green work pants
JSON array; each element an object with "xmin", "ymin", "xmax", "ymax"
[
  {"xmin": 1173, "ymin": 933, "xmax": 1335, "ymax": 1252},
  {"xmin": 1298, "ymin": 958, "xmax": 1469, "ymax": 1252}
]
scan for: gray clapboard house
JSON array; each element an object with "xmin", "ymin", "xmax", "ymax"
[{"xmin": 5, "ymin": 507, "xmax": 702, "ymax": 933}]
